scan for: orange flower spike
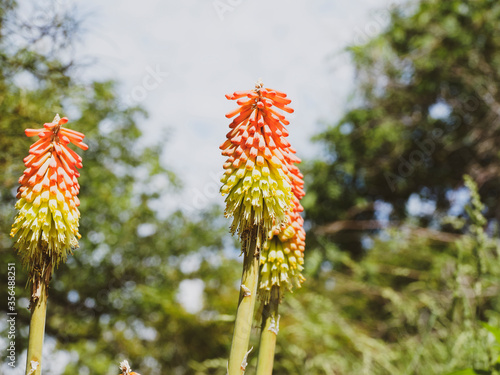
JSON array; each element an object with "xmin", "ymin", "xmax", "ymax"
[
  {"xmin": 11, "ymin": 114, "xmax": 87, "ymax": 278},
  {"xmin": 220, "ymin": 81, "xmax": 298, "ymax": 240}
]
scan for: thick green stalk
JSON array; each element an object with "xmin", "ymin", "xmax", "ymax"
[
  {"xmin": 228, "ymin": 231, "xmax": 260, "ymax": 375},
  {"xmin": 256, "ymin": 295, "xmax": 279, "ymax": 375},
  {"xmin": 25, "ymin": 280, "xmax": 48, "ymax": 375}
]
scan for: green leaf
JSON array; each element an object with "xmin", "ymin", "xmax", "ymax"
[{"xmin": 482, "ymin": 323, "xmax": 500, "ymax": 344}]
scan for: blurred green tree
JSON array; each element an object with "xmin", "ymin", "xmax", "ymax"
[
  {"xmin": 290, "ymin": 0, "xmax": 500, "ymax": 374},
  {"xmin": 305, "ymin": 0, "xmax": 500, "ymax": 251},
  {"xmin": 277, "ymin": 175, "xmax": 500, "ymax": 374}
]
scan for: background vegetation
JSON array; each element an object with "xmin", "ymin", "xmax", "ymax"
[{"xmin": 1, "ymin": 0, "xmax": 500, "ymax": 374}]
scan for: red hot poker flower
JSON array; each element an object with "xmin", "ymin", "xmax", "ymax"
[
  {"xmin": 11, "ymin": 114, "xmax": 88, "ymax": 282},
  {"xmin": 220, "ymin": 82, "xmax": 300, "ymax": 242}
]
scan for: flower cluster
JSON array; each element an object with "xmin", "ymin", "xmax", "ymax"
[
  {"xmin": 11, "ymin": 115, "xmax": 87, "ymax": 280},
  {"xmin": 220, "ymin": 82, "xmax": 300, "ymax": 242},
  {"xmin": 259, "ymin": 178, "xmax": 306, "ymax": 302}
]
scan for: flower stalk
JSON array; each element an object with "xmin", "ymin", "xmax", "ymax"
[
  {"xmin": 256, "ymin": 288, "xmax": 280, "ymax": 375},
  {"xmin": 228, "ymin": 227, "xmax": 260, "ymax": 375},
  {"xmin": 25, "ymin": 281, "xmax": 47, "ymax": 375},
  {"xmin": 11, "ymin": 114, "xmax": 87, "ymax": 375}
]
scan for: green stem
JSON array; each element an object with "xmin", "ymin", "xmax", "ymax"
[
  {"xmin": 25, "ymin": 280, "xmax": 48, "ymax": 375},
  {"xmin": 256, "ymin": 294, "xmax": 279, "ymax": 375},
  {"xmin": 228, "ymin": 230, "xmax": 260, "ymax": 375}
]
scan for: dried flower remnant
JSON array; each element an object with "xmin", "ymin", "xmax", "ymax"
[
  {"xmin": 119, "ymin": 360, "xmax": 141, "ymax": 375},
  {"xmin": 10, "ymin": 114, "xmax": 87, "ymax": 285}
]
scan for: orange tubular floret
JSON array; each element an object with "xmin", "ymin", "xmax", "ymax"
[
  {"xmin": 264, "ymin": 94, "xmax": 291, "ymax": 105},
  {"xmin": 59, "ymin": 135, "xmax": 71, "ymax": 144},
  {"xmin": 30, "ymin": 152, "xmax": 51, "ymax": 169},
  {"xmin": 260, "ymin": 98, "xmax": 272, "ymax": 107},
  {"xmin": 225, "ymin": 105, "xmax": 249, "ymax": 119},
  {"xmin": 236, "ymin": 98, "xmax": 256, "ymax": 106},
  {"xmin": 73, "ymin": 141, "xmax": 89, "ymax": 151},
  {"xmin": 55, "ymin": 158, "xmax": 74, "ymax": 187},
  {"xmin": 59, "ymin": 126, "xmax": 84, "ymax": 139},
  {"xmin": 37, "ymin": 131, "xmax": 52, "ymax": 139},
  {"xmin": 41, "ymin": 174, "xmax": 50, "ymax": 188},
  {"xmin": 249, "ymin": 109, "xmax": 258, "ymax": 123},
  {"xmin": 63, "ymin": 145, "xmax": 83, "ymax": 164},
  {"xmin": 266, "ymin": 88, "xmax": 287, "ymax": 97},
  {"xmin": 30, "ymin": 142, "xmax": 53, "ymax": 156},
  {"xmin": 220, "ymin": 139, "xmax": 232, "ymax": 151},
  {"xmin": 230, "ymin": 108, "xmax": 254, "ymax": 127},
  {"xmin": 36, "ymin": 158, "xmax": 51, "ymax": 178},
  {"xmin": 25, "ymin": 128, "xmax": 44, "ymax": 137},
  {"xmin": 265, "ymin": 106, "xmax": 286, "ymax": 122},
  {"xmin": 61, "ymin": 132, "xmax": 84, "ymax": 144},
  {"xmin": 57, "ymin": 153, "xmax": 76, "ymax": 177},
  {"xmin": 226, "ymin": 90, "xmax": 252, "ymax": 100},
  {"xmin": 24, "ymin": 153, "xmax": 44, "ymax": 168},
  {"xmin": 272, "ymin": 101, "xmax": 294, "ymax": 113},
  {"xmin": 263, "ymin": 115, "xmax": 289, "ymax": 136},
  {"xmin": 23, "ymin": 154, "xmax": 37, "ymax": 164},
  {"xmin": 29, "ymin": 138, "xmax": 51, "ymax": 152},
  {"xmin": 43, "ymin": 122, "xmax": 57, "ymax": 130}
]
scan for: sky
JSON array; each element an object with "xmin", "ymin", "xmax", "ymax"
[{"xmin": 69, "ymin": 0, "xmax": 402, "ymax": 215}]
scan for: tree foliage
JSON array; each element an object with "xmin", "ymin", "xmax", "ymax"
[
  {"xmin": 306, "ymin": 0, "xmax": 500, "ymax": 232},
  {"xmin": 297, "ymin": 0, "xmax": 500, "ymax": 373}
]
